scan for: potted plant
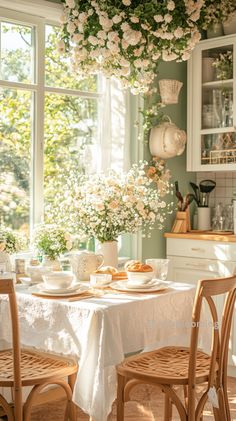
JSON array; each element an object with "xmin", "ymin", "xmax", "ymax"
[
  {"xmin": 212, "ymin": 51, "xmax": 233, "ymax": 80},
  {"xmin": 0, "ymin": 227, "xmax": 27, "ymax": 272},
  {"xmin": 33, "ymin": 224, "xmax": 73, "ymax": 270}
]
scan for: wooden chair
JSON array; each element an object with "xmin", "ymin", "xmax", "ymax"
[
  {"xmin": 0, "ymin": 278, "xmax": 78, "ymax": 421},
  {"xmin": 116, "ymin": 275, "xmax": 236, "ymax": 421}
]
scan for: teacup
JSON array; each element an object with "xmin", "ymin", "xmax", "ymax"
[
  {"xmin": 90, "ymin": 273, "xmax": 112, "ymax": 288},
  {"xmin": 42, "ymin": 271, "xmax": 74, "ymax": 290},
  {"xmin": 127, "ymin": 270, "xmax": 154, "ymax": 283}
]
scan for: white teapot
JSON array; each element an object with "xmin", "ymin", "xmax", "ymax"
[
  {"xmin": 67, "ymin": 251, "xmax": 104, "ymax": 282},
  {"xmin": 149, "ymin": 120, "xmax": 187, "ymax": 159}
]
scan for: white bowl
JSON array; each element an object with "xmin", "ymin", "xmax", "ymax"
[
  {"xmin": 42, "ymin": 271, "xmax": 74, "ymax": 290},
  {"xmin": 127, "ymin": 270, "xmax": 154, "ymax": 283},
  {"xmin": 90, "ymin": 273, "xmax": 112, "ymax": 288}
]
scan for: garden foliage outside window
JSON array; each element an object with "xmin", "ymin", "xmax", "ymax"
[{"xmin": 0, "ymin": 7, "xmax": 129, "ymax": 240}]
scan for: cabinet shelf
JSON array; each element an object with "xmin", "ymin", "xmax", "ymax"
[
  {"xmin": 202, "ymin": 79, "xmax": 233, "ymax": 89},
  {"xmin": 187, "ymin": 34, "xmax": 236, "ymax": 171}
]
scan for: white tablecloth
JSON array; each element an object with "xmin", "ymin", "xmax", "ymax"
[{"xmin": 0, "ymin": 282, "xmax": 196, "ymax": 421}]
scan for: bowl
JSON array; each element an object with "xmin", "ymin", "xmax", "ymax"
[
  {"xmin": 127, "ymin": 270, "xmax": 154, "ymax": 283},
  {"xmin": 42, "ymin": 271, "xmax": 74, "ymax": 290}
]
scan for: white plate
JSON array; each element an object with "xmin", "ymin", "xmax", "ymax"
[
  {"xmin": 37, "ymin": 282, "xmax": 83, "ymax": 294},
  {"xmin": 29, "ymin": 284, "xmax": 89, "ymax": 297},
  {"xmin": 111, "ymin": 280, "xmax": 169, "ymax": 293}
]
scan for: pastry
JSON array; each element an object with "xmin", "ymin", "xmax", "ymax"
[
  {"xmin": 124, "ymin": 260, "xmax": 141, "ymax": 270},
  {"xmin": 95, "ymin": 266, "xmax": 118, "ymax": 275},
  {"xmin": 112, "ymin": 271, "xmax": 128, "ymax": 280},
  {"xmin": 127, "ymin": 263, "xmax": 153, "ymax": 273}
]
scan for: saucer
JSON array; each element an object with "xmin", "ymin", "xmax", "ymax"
[
  {"xmin": 111, "ymin": 280, "xmax": 169, "ymax": 293},
  {"xmin": 19, "ymin": 277, "xmax": 40, "ymax": 286},
  {"xmin": 37, "ymin": 282, "xmax": 82, "ymax": 294},
  {"xmin": 30, "ymin": 284, "xmax": 89, "ymax": 297}
]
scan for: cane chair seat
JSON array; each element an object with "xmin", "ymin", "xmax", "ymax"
[
  {"xmin": 0, "ymin": 348, "xmax": 77, "ymax": 387},
  {"xmin": 0, "ymin": 278, "xmax": 78, "ymax": 421},
  {"xmin": 117, "ymin": 346, "xmax": 216, "ymax": 385},
  {"xmin": 116, "ymin": 275, "xmax": 236, "ymax": 421}
]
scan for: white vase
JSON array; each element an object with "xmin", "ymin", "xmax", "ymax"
[
  {"xmin": 0, "ymin": 252, "xmax": 12, "ymax": 272},
  {"xmin": 97, "ymin": 241, "xmax": 118, "ymax": 268},
  {"xmin": 42, "ymin": 256, "xmax": 61, "ymax": 271}
]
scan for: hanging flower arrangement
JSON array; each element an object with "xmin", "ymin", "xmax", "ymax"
[{"xmin": 58, "ymin": 0, "xmax": 203, "ymax": 94}]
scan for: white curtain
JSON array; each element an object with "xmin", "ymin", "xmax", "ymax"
[{"xmin": 84, "ymin": 77, "xmax": 131, "ymax": 174}]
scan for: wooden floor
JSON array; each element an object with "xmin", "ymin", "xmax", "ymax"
[{"xmin": 27, "ymin": 377, "xmax": 236, "ymax": 420}]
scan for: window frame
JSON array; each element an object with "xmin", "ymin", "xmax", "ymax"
[{"xmin": 0, "ymin": 6, "xmax": 103, "ymax": 234}]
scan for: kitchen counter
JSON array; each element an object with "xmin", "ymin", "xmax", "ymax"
[{"xmin": 164, "ymin": 231, "xmax": 236, "ymax": 242}]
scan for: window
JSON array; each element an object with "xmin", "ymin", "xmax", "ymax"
[{"xmin": 0, "ymin": 6, "xmax": 130, "ymax": 239}]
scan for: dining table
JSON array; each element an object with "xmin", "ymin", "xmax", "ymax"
[{"xmin": 0, "ymin": 280, "xmax": 204, "ymax": 421}]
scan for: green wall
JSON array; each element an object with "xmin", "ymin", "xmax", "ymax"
[{"xmin": 142, "ymin": 61, "xmax": 196, "ymax": 261}]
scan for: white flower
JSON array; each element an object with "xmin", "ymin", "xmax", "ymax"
[
  {"xmin": 154, "ymin": 15, "xmax": 164, "ymax": 23},
  {"xmin": 97, "ymin": 30, "xmax": 107, "ymax": 39},
  {"xmin": 122, "ymin": 0, "xmax": 131, "ymax": 5},
  {"xmin": 88, "ymin": 35, "xmax": 99, "ymax": 46},
  {"xmin": 56, "ymin": 40, "xmax": 65, "ymax": 54},
  {"xmin": 67, "ymin": 22, "xmax": 76, "ymax": 34},
  {"xmin": 78, "ymin": 12, "xmax": 88, "ymax": 23},
  {"xmin": 123, "ymin": 29, "xmax": 142, "ymax": 46},
  {"xmin": 167, "ymin": 1, "xmax": 175, "ymax": 11},
  {"xmin": 174, "ymin": 27, "xmax": 184, "ymax": 38},
  {"xmin": 113, "ymin": 15, "xmax": 122, "ymax": 24},
  {"xmin": 72, "ymin": 33, "xmax": 83, "ymax": 43},
  {"xmin": 164, "ymin": 14, "xmax": 173, "ymax": 23},
  {"xmin": 121, "ymin": 22, "xmax": 130, "ymax": 31},
  {"xmin": 130, "ymin": 16, "xmax": 139, "ymax": 23},
  {"xmin": 65, "ymin": 0, "xmax": 75, "ymax": 8}
]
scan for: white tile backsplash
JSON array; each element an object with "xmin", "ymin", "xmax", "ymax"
[{"xmin": 196, "ymin": 172, "xmax": 236, "ymax": 208}]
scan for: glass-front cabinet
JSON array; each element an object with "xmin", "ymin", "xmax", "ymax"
[{"xmin": 187, "ymin": 34, "xmax": 236, "ymax": 171}]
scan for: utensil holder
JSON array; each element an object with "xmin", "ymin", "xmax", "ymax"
[
  {"xmin": 171, "ymin": 208, "xmax": 191, "ymax": 233},
  {"xmin": 197, "ymin": 207, "xmax": 211, "ymax": 231}
]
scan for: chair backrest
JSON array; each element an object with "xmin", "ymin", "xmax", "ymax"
[
  {"xmin": 187, "ymin": 275, "xmax": 236, "ymax": 417},
  {"xmin": 0, "ymin": 278, "xmax": 22, "ymax": 408}
]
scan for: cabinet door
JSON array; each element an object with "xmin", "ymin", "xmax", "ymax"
[
  {"xmin": 168, "ymin": 256, "xmax": 226, "ymax": 283},
  {"xmin": 187, "ymin": 35, "xmax": 236, "ymax": 172}
]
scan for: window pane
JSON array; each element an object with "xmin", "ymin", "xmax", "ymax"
[
  {"xmin": 0, "ymin": 88, "xmax": 31, "ymax": 233},
  {"xmin": 0, "ymin": 21, "xmax": 34, "ymax": 83},
  {"xmin": 45, "ymin": 25, "xmax": 97, "ymax": 92},
  {"xmin": 44, "ymin": 93, "xmax": 98, "ymax": 220}
]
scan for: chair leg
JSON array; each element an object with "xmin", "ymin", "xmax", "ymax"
[
  {"xmin": 117, "ymin": 373, "xmax": 126, "ymax": 421},
  {"xmin": 67, "ymin": 373, "xmax": 77, "ymax": 421},
  {"xmin": 164, "ymin": 393, "xmax": 172, "ymax": 421}
]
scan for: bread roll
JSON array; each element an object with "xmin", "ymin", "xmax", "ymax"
[
  {"xmin": 127, "ymin": 263, "xmax": 153, "ymax": 273},
  {"xmin": 95, "ymin": 266, "xmax": 118, "ymax": 275},
  {"xmin": 124, "ymin": 260, "xmax": 141, "ymax": 271}
]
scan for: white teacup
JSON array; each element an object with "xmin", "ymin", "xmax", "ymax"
[
  {"xmin": 90, "ymin": 273, "xmax": 112, "ymax": 288},
  {"xmin": 145, "ymin": 259, "xmax": 170, "ymax": 280},
  {"xmin": 42, "ymin": 271, "xmax": 74, "ymax": 290}
]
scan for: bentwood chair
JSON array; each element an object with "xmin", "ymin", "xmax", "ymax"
[
  {"xmin": 116, "ymin": 275, "xmax": 236, "ymax": 421},
  {"xmin": 0, "ymin": 278, "xmax": 78, "ymax": 421}
]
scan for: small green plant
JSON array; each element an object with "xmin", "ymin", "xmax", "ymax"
[
  {"xmin": 0, "ymin": 227, "xmax": 27, "ymax": 254},
  {"xmin": 33, "ymin": 224, "xmax": 73, "ymax": 260},
  {"xmin": 212, "ymin": 50, "xmax": 233, "ymax": 80}
]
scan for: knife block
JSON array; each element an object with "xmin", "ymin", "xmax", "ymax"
[{"xmin": 171, "ymin": 207, "xmax": 191, "ymax": 233}]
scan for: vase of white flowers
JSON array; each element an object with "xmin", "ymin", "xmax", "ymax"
[
  {"xmin": 33, "ymin": 224, "xmax": 73, "ymax": 270},
  {"xmin": 96, "ymin": 240, "xmax": 118, "ymax": 268},
  {"xmin": 0, "ymin": 227, "xmax": 27, "ymax": 272},
  {"xmin": 46, "ymin": 159, "xmax": 172, "ymax": 268}
]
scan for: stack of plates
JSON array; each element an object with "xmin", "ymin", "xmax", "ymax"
[
  {"xmin": 111, "ymin": 279, "xmax": 170, "ymax": 293},
  {"xmin": 30, "ymin": 283, "xmax": 89, "ymax": 297}
]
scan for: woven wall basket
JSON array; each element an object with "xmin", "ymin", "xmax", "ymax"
[{"xmin": 159, "ymin": 79, "xmax": 183, "ymax": 105}]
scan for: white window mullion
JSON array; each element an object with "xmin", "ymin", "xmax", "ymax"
[{"xmin": 31, "ymin": 18, "xmax": 44, "ymax": 232}]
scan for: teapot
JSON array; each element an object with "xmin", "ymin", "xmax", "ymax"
[
  {"xmin": 67, "ymin": 251, "xmax": 104, "ymax": 282},
  {"xmin": 149, "ymin": 119, "xmax": 187, "ymax": 159}
]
